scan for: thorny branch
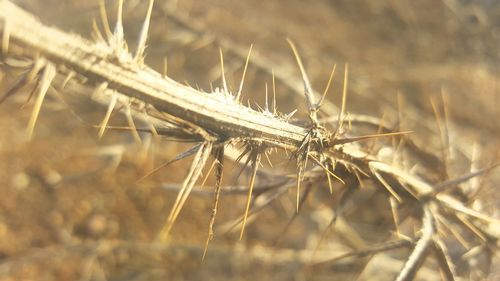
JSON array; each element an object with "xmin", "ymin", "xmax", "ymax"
[
  {"xmin": 395, "ymin": 204, "xmax": 435, "ymax": 281},
  {"xmin": 0, "ymin": 0, "xmax": 308, "ymax": 149},
  {"xmin": 0, "ymin": 0, "xmax": 499, "ymax": 279}
]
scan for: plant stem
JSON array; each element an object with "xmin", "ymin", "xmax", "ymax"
[{"xmin": 0, "ymin": 0, "xmax": 307, "ymax": 149}]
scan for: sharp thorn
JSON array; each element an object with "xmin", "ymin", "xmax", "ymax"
[
  {"xmin": 136, "ymin": 143, "xmax": 203, "ymax": 183},
  {"xmin": 2, "ymin": 20, "xmax": 10, "ymax": 54},
  {"xmin": 91, "ymin": 18, "xmax": 106, "ymax": 43},
  {"xmin": 125, "ymin": 104, "xmax": 142, "ymax": 144},
  {"xmin": 240, "ymin": 152, "xmax": 261, "ymax": 240},
  {"xmin": 286, "ymin": 39, "xmax": 318, "ymax": 124},
  {"xmin": 432, "ymin": 162, "xmax": 500, "ymax": 196},
  {"xmin": 159, "ymin": 142, "xmax": 212, "ymax": 241},
  {"xmin": 163, "ymin": 56, "xmax": 168, "ymax": 78},
  {"xmin": 334, "ymin": 131, "xmax": 413, "ymax": 145},
  {"xmin": 336, "ymin": 63, "xmax": 349, "ymax": 135},
  {"xmin": 98, "ymin": 0, "xmax": 113, "ymax": 41},
  {"xmin": 26, "ymin": 63, "xmax": 56, "ymax": 140},
  {"xmin": 318, "ymin": 64, "xmax": 336, "ymax": 109},
  {"xmin": 370, "ymin": 166, "xmax": 403, "ymax": 202},
  {"xmin": 272, "ymin": 69, "xmax": 277, "ymax": 115},
  {"xmin": 200, "ymin": 157, "xmax": 218, "ymax": 189},
  {"xmin": 61, "ymin": 71, "xmax": 75, "ymax": 89},
  {"xmin": 264, "ymin": 83, "xmax": 269, "ymax": 112},
  {"xmin": 296, "ymin": 164, "xmax": 303, "ymax": 213},
  {"xmin": 98, "ymin": 92, "xmax": 118, "ymax": 139},
  {"xmin": 113, "ymin": 0, "xmax": 125, "ymax": 48},
  {"xmin": 236, "ymin": 44, "xmax": 253, "ymax": 102},
  {"xmin": 1, "ymin": 73, "xmax": 29, "ymax": 104},
  {"xmin": 310, "ymin": 155, "xmax": 345, "ymax": 185},
  {"xmin": 219, "ymin": 48, "xmax": 228, "ymax": 95},
  {"xmin": 135, "ymin": 0, "xmax": 155, "ymax": 62}
]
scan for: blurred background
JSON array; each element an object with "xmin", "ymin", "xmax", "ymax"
[{"xmin": 0, "ymin": 0, "xmax": 499, "ymax": 280}]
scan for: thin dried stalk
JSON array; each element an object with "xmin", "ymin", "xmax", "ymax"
[
  {"xmin": 203, "ymin": 146, "xmax": 225, "ymax": 259},
  {"xmin": 395, "ymin": 204, "xmax": 435, "ymax": 281},
  {"xmin": 314, "ymin": 239, "xmax": 413, "ymax": 265}
]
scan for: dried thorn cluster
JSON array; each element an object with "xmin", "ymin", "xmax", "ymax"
[{"xmin": 0, "ymin": 0, "xmax": 499, "ymax": 279}]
